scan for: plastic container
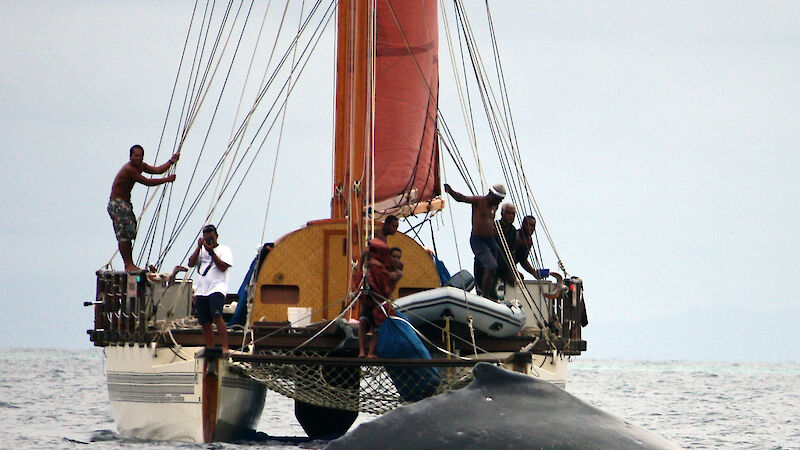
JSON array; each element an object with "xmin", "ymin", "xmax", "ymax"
[{"xmin": 287, "ymin": 307, "xmax": 312, "ymax": 327}]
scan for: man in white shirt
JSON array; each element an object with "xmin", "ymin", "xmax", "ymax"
[{"xmin": 188, "ymin": 224, "xmax": 233, "ymax": 352}]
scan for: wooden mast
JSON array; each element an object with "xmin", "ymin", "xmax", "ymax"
[{"xmin": 332, "ymin": 0, "xmax": 371, "ymax": 285}]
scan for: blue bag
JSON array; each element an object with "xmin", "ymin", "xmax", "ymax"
[{"xmin": 376, "ymin": 312, "xmax": 440, "ymax": 402}]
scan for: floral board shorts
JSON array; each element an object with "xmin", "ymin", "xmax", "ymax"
[{"xmin": 107, "ymin": 199, "xmax": 137, "ymax": 242}]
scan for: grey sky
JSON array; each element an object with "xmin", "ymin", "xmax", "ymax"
[{"xmin": 2, "ymin": 1, "xmax": 798, "ymax": 362}]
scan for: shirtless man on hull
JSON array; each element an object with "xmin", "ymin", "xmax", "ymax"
[
  {"xmin": 108, "ymin": 145, "xmax": 179, "ymax": 271},
  {"xmin": 444, "ymin": 182, "xmax": 506, "ymax": 299}
]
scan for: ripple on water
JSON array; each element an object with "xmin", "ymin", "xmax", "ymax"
[{"xmin": 89, "ymin": 429, "xmax": 118, "ymax": 442}]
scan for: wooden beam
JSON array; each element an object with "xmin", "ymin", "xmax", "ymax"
[
  {"xmin": 231, "ymin": 353, "xmax": 505, "ymax": 367},
  {"xmin": 89, "ymin": 323, "xmax": 585, "ymax": 356}
]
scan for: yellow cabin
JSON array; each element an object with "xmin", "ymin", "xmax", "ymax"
[{"xmin": 250, "ymin": 219, "xmax": 442, "ymax": 325}]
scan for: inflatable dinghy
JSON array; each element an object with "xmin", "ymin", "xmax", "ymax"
[{"xmin": 393, "ymin": 287, "xmax": 525, "ymax": 338}]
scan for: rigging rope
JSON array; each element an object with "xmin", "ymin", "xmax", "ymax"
[
  {"xmin": 136, "ymin": 0, "xmax": 236, "ymax": 268},
  {"xmin": 260, "ymin": 0, "xmax": 297, "ymax": 244},
  {"xmin": 210, "ymin": 0, "xmax": 262, "ymax": 218},
  {"xmin": 148, "ymin": 0, "xmax": 334, "ymax": 267},
  {"xmin": 123, "ymin": 1, "xmax": 571, "ymax": 364},
  {"xmin": 443, "ymin": 0, "xmax": 568, "ymax": 275}
]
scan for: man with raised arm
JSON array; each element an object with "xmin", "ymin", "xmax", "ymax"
[
  {"xmin": 108, "ymin": 145, "xmax": 179, "ymax": 271},
  {"xmin": 444, "ymin": 182, "xmax": 506, "ymax": 300}
]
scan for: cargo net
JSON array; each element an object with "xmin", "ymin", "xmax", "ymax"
[{"xmin": 234, "ymin": 350, "xmax": 475, "ymax": 415}]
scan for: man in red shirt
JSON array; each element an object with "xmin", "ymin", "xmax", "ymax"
[{"xmin": 355, "ymin": 215, "xmax": 400, "ymax": 358}]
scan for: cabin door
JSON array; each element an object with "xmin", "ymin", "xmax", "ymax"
[{"xmin": 323, "ymin": 230, "xmax": 350, "ymax": 320}]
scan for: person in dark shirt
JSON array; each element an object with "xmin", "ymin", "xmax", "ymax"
[
  {"xmin": 472, "ymin": 202, "xmax": 515, "ymax": 297},
  {"xmin": 495, "ymin": 203, "xmax": 521, "ymax": 287},
  {"xmin": 499, "ymin": 215, "xmax": 542, "ymax": 285}
]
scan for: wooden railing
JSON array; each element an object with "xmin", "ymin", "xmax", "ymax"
[
  {"xmin": 89, "ymin": 271, "xmax": 147, "ymax": 344},
  {"xmin": 553, "ymin": 277, "xmax": 585, "ymax": 341}
]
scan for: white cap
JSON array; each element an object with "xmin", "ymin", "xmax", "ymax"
[{"xmin": 489, "ymin": 183, "xmax": 506, "ymax": 199}]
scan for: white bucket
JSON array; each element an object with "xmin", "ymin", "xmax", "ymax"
[
  {"xmin": 222, "ymin": 301, "xmax": 237, "ymax": 315},
  {"xmin": 287, "ymin": 307, "xmax": 312, "ymax": 327}
]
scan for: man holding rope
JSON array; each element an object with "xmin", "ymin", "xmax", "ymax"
[{"xmin": 108, "ymin": 145, "xmax": 179, "ymax": 271}]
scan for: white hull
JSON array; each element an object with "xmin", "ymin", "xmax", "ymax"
[
  {"xmin": 498, "ymin": 352, "xmax": 568, "ymax": 389},
  {"xmin": 105, "ymin": 344, "xmax": 266, "ymax": 443}
]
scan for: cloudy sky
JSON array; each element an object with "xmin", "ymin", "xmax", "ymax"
[{"xmin": 2, "ymin": 1, "xmax": 798, "ymax": 362}]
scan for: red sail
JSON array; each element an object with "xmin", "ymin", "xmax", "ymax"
[{"xmin": 373, "ymin": 0, "xmax": 440, "ymax": 207}]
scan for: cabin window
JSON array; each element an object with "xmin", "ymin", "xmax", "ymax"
[{"xmin": 261, "ymin": 284, "xmax": 299, "ymax": 304}]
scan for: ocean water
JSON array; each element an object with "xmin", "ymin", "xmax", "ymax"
[{"xmin": 1, "ymin": 349, "xmax": 798, "ymax": 449}]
